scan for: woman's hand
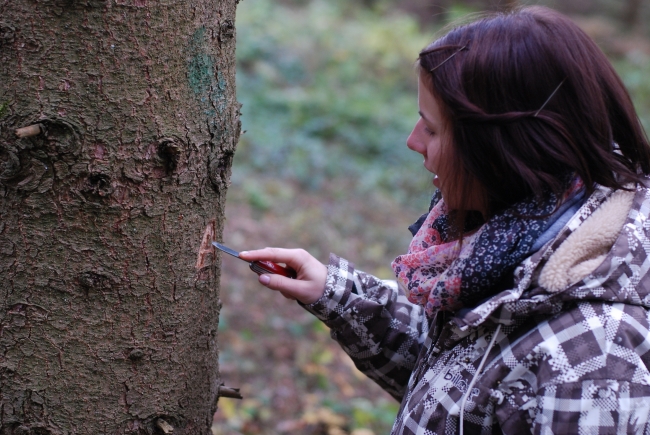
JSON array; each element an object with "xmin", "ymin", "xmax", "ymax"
[{"xmin": 239, "ymin": 248, "xmax": 327, "ymax": 305}]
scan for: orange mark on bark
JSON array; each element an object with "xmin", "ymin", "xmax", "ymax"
[{"xmin": 195, "ymin": 220, "xmax": 216, "ymax": 269}]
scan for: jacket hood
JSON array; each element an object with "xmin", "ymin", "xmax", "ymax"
[{"xmin": 451, "ymin": 180, "xmax": 650, "ymax": 332}]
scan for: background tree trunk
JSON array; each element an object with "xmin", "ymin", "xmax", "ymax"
[
  {"xmin": 0, "ymin": 0, "xmax": 238, "ymax": 433},
  {"xmin": 623, "ymin": 0, "xmax": 643, "ymax": 30}
]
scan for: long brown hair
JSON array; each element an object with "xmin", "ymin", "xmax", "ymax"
[{"xmin": 418, "ymin": 6, "xmax": 650, "ymax": 217}]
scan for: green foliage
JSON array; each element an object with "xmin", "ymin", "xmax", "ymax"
[
  {"xmin": 0, "ymin": 101, "xmax": 9, "ymax": 119},
  {"xmin": 446, "ymin": 3, "xmax": 482, "ymax": 23},
  {"xmin": 613, "ymin": 56, "xmax": 650, "ymax": 132},
  {"xmin": 243, "ymin": 181, "xmax": 272, "ymax": 212},
  {"xmin": 349, "ymin": 398, "xmax": 400, "ymax": 430},
  {"xmin": 235, "ymin": 0, "xmax": 432, "ymax": 207}
]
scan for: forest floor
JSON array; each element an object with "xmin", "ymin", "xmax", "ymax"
[
  {"xmin": 211, "ymin": 177, "xmax": 425, "ymax": 435},
  {"xmin": 210, "ymin": 2, "xmax": 650, "ymax": 433}
]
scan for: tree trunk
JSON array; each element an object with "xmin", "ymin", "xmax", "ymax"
[
  {"xmin": 623, "ymin": 0, "xmax": 643, "ymax": 30},
  {"xmin": 0, "ymin": 0, "xmax": 239, "ymax": 433}
]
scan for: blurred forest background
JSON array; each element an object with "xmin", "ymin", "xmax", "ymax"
[{"xmin": 213, "ymin": 0, "xmax": 650, "ymax": 434}]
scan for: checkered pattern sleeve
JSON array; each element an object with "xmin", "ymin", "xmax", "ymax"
[{"xmin": 302, "ymin": 254, "xmax": 429, "ymax": 401}]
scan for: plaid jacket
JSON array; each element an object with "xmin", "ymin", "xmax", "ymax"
[{"xmin": 303, "ymin": 182, "xmax": 650, "ymax": 434}]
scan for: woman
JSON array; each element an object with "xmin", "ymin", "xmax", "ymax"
[{"xmin": 240, "ymin": 6, "xmax": 650, "ymax": 434}]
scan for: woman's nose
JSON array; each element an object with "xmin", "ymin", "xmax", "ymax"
[{"xmin": 406, "ymin": 121, "xmax": 426, "ymax": 155}]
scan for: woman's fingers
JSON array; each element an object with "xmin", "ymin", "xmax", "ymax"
[
  {"xmin": 259, "ymin": 270, "xmax": 326, "ymax": 304},
  {"xmin": 238, "ymin": 247, "xmax": 327, "ymax": 305},
  {"xmin": 240, "ymin": 247, "xmax": 310, "ymax": 270}
]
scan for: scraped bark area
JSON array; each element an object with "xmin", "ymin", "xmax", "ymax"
[{"xmin": 0, "ymin": 0, "xmax": 238, "ymax": 433}]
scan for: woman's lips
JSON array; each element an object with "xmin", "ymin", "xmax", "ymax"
[{"xmin": 433, "ymin": 176, "xmax": 440, "ymax": 188}]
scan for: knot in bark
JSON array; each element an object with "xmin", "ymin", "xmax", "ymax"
[
  {"xmin": 36, "ymin": 118, "xmax": 81, "ymax": 158},
  {"xmin": 128, "ymin": 349, "xmax": 145, "ymax": 361},
  {"xmin": 207, "ymin": 151, "xmax": 233, "ymax": 192},
  {"xmin": 78, "ymin": 270, "xmax": 114, "ymax": 291},
  {"xmin": 157, "ymin": 138, "xmax": 181, "ymax": 173},
  {"xmin": 81, "ymin": 173, "xmax": 113, "ymax": 197},
  {"xmin": 0, "ymin": 147, "xmax": 20, "ymax": 181},
  {"xmin": 0, "ymin": 24, "xmax": 15, "ymax": 46},
  {"xmin": 220, "ymin": 20, "xmax": 235, "ymax": 39}
]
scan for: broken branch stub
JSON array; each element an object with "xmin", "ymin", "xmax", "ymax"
[
  {"xmin": 218, "ymin": 385, "xmax": 243, "ymax": 399},
  {"xmin": 155, "ymin": 418, "xmax": 174, "ymax": 434},
  {"xmin": 15, "ymin": 123, "xmax": 44, "ymax": 138}
]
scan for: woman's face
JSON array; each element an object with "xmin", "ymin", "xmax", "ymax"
[
  {"xmin": 407, "ymin": 77, "xmax": 485, "ymax": 213},
  {"xmin": 407, "ymin": 78, "xmax": 457, "ymax": 204}
]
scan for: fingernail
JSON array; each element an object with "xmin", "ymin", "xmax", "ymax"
[
  {"xmin": 240, "ymin": 251, "xmax": 248, "ymax": 255},
  {"xmin": 259, "ymin": 275, "xmax": 270, "ymax": 285}
]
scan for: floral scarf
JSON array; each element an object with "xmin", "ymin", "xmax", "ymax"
[{"xmin": 391, "ymin": 179, "xmax": 584, "ymax": 318}]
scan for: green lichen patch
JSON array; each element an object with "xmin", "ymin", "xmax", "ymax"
[
  {"xmin": 0, "ymin": 101, "xmax": 9, "ymax": 119},
  {"xmin": 187, "ymin": 27, "xmax": 215, "ymax": 97}
]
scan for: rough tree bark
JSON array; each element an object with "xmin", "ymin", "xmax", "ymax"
[{"xmin": 0, "ymin": 0, "xmax": 239, "ymax": 433}]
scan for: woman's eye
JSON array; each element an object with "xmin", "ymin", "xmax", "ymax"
[{"xmin": 424, "ymin": 127, "xmax": 436, "ymax": 137}]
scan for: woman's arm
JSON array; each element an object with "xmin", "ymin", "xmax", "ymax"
[
  {"xmin": 242, "ymin": 247, "xmax": 429, "ymax": 400},
  {"xmin": 304, "ymin": 254, "xmax": 429, "ymax": 401}
]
